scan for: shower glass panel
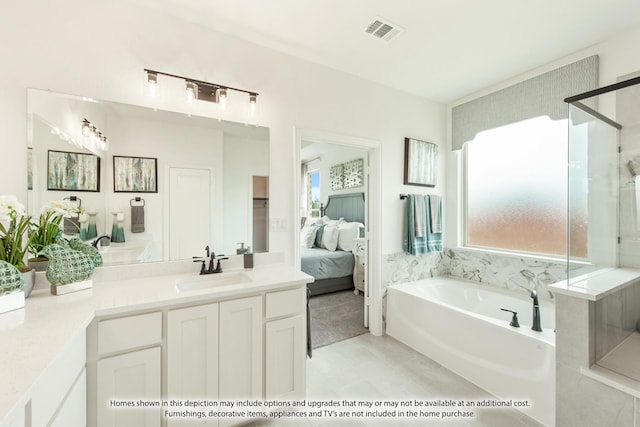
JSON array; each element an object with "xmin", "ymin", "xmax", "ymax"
[{"xmin": 567, "ymin": 99, "xmax": 620, "ymax": 285}]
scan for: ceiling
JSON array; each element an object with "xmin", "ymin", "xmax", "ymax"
[{"xmin": 125, "ymin": 0, "xmax": 640, "ymax": 103}]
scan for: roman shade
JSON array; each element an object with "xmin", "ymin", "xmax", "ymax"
[{"xmin": 451, "ymin": 55, "xmax": 599, "ymax": 150}]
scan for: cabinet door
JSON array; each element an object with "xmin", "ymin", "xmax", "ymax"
[
  {"xmin": 265, "ymin": 315, "xmax": 305, "ymax": 400},
  {"xmin": 167, "ymin": 302, "xmax": 219, "ymax": 426},
  {"xmin": 97, "ymin": 347, "xmax": 161, "ymax": 427},
  {"xmin": 219, "ymin": 296, "xmax": 263, "ymax": 402},
  {"xmin": 50, "ymin": 369, "xmax": 86, "ymax": 427}
]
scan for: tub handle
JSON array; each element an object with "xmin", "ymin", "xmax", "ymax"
[{"xmin": 500, "ymin": 308, "xmax": 520, "ymax": 328}]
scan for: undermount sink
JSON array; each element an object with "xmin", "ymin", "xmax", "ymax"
[{"xmin": 175, "ymin": 271, "xmax": 253, "ymax": 293}]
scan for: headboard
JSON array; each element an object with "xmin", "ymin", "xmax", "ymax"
[{"xmin": 321, "ymin": 192, "xmax": 365, "ymax": 224}]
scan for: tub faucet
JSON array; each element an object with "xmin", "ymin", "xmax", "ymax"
[{"xmin": 531, "ymin": 290, "xmax": 542, "ymax": 332}]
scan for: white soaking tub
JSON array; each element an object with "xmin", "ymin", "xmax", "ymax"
[{"xmin": 386, "ymin": 276, "xmax": 555, "ymax": 427}]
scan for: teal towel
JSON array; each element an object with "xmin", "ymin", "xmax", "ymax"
[
  {"xmin": 425, "ymin": 195, "xmax": 443, "ymax": 252},
  {"xmin": 403, "ymin": 194, "xmax": 442, "ymax": 255}
]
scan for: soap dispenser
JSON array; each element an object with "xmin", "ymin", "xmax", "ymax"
[
  {"xmin": 243, "ymin": 247, "xmax": 254, "ymax": 270},
  {"xmin": 237, "ymin": 242, "xmax": 247, "ymax": 255}
]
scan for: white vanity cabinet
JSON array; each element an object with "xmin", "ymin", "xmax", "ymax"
[
  {"xmin": 167, "ymin": 295, "xmax": 262, "ymax": 427},
  {"xmin": 264, "ymin": 287, "xmax": 306, "ymax": 400},
  {"xmin": 87, "ymin": 311, "xmax": 163, "ymax": 427}
]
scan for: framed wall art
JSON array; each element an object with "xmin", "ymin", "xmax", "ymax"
[
  {"xmin": 47, "ymin": 150, "xmax": 100, "ymax": 192},
  {"xmin": 113, "ymin": 155, "xmax": 158, "ymax": 193},
  {"xmin": 404, "ymin": 138, "xmax": 437, "ymax": 187}
]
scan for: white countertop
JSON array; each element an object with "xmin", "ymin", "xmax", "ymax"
[
  {"xmin": 0, "ymin": 258, "xmax": 313, "ymax": 423},
  {"xmin": 550, "ymin": 267, "xmax": 640, "ymax": 301}
]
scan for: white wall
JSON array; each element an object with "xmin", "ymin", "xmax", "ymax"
[{"xmin": 0, "ymin": 0, "xmax": 445, "ymax": 266}]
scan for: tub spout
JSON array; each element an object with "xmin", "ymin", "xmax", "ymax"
[{"xmin": 531, "ymin": 290, "xmax": 542, "ymax": 332}]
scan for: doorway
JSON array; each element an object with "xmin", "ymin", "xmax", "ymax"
[
  {"xmin": 252, "ymin": 175, "xmax": 269, "ymax": 253},
  {"xmin": 294, "ymin": 128, "xmax": 382, "ymax": 337}
]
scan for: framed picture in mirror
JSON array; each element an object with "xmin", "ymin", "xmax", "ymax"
[
  {"xmin": 47, "ymin": 150, "xmax": 100, "ymax": 192},
  {"xmin": 403, "ymin": 137, "xmax": 437, "ymax": 187},
  {"xmin": 113, "ymin": 156, "xmax": 158, "ymax": 193}
]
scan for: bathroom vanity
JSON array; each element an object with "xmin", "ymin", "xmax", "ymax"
[{"xmin": 0, "ymin": 257, "xmax": 313, "ymax": 427}]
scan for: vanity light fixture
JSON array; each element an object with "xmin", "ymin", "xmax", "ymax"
[
  {"xmin": 144, "ymin": 68, "xmax": 259, "ymax": 108},
  {"xmin": 146, "ymin": 71, "xmax": 158, "ymax": 96},
  {"xmin": 81, "ymin": 118, "xmax": 108, "ymax": 151}
]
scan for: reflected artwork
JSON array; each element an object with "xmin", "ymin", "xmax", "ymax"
[
  {"xmin": 113, "ymin": 156, "xmax": 157, "ymax": 193},
  {"xmin": 47, "ymin": 150, "xmax": 100, "ymax": 192}
]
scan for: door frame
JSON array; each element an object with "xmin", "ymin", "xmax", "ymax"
[{"xmin": 293, "ymin": 128, "xmax": 383, "ymax": 336}]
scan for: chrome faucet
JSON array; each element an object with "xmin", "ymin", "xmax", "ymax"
[
  {"xmin": 92, "ymin": 235, "xmax": 111, "ymax": 248},
  {"xmin": 531, "ymin": 290, "xmax": 542, "ymax": 332}
]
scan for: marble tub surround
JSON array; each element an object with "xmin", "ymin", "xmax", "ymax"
[
  {"xmin": 384, "ymin": 247, "xmax": 568, "ymax": 301},
  {"xmin": 0, "ymin": 257, "xmax": 310, "ymax": 424}
]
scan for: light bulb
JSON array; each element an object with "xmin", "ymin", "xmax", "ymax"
[
  {"xmin": 219, "ymin": 88, "xmax": 227, "ymax": 109},
  {"xmin": 249, "ymin": 93, "xmax": 257, "ymax": 114},
  {"xmin": 186, "ymin": 81, "xmax": 198, "ymax": 103},
  {"xmin": 147, "ymin": 71, "xmax": 158, "ymax": 97}
]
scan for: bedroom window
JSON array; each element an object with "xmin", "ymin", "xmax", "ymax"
[
  {"xmin": 307, "ymin": 170, "xmax": 321, "ymax": 218},
  {"xmin": 464, "ymin": 116, "xmax": 578, "ymax": 257}
]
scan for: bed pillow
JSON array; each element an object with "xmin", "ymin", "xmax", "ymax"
[
  {"xmin": 320, "ymin": 225, "xmax": 340, "ymax": 251},
  {"xmin": 337, "ymin": 222, "xmax": 364, "ymax": 252},
  {"xmin": 313, "ymin": 224, "xmax": 326, "ymax": 248},
  {"xmin": 322, "ymin": 216, "xmax": 344, "ymax": 227},
  {"xmin": 300, "ymin": 225, "xmax": 318, "ymax": 248}
]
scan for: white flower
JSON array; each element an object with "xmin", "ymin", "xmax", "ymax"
[
  {"xmin": 41, "ymin": 200, "xmax": 81, "ymax": 218},
  {"xmin": 0, "ymin": 195, "xmax": 26, "ymax": 222}
]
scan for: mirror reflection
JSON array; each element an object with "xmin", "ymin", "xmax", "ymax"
[{"xmin": 27, "ymin": 89, "xmax": 269, "ymax": 266}]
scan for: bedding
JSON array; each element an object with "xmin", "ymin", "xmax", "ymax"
[
  {"xmin": 301, "ymin": 192, "xmax": 365, "ymax": 296},
  {"xmin": 300, "ymin": 247, "xmax": 354, "ymax": 281}
]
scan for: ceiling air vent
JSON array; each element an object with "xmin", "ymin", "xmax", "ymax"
[{"xmin": 365, "ymin": 17, "xmax": 403, "ymax": 42}]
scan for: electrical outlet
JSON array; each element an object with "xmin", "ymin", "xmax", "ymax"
[{"xmin": 269, "ymin": 218, "xmax": 288, "ymax": 232}]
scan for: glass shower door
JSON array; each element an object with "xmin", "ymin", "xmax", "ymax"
[{"xmin": 567, "ymin": 102, "xmax": 620, "ymax": 284}]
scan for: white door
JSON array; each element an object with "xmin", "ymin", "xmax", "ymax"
[{"xmin": 169, "ymin": 168, "xmax": 212, "ymax": 260}]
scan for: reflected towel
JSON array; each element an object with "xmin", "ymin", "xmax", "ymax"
[
  {"xmin": 414, "ymin": 194, "xmax": 426, "ymax": 237},
  {"xmin": 131, "ymin": 205, "xmax": 145, "ymax": 233},
  {"xmin": 429, "ymin": 195, "xmax": 442, "ymax": 233}
]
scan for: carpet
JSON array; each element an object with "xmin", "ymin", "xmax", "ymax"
[{"xmin": 309, "ymin": 290, "xmax": 368, "ymax": 349}]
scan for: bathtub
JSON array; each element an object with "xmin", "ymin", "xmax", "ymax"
[{"xmin": 386, "ymin": 277, "xmax": 555, "ymax": 427}]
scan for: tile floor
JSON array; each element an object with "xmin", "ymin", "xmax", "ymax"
[{"xmin": 248, "ymin": 334, "xmax": 545, "ymax": 426}]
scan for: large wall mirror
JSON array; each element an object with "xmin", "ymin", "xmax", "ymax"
[{"xmin": 27, "ymin": 89, "xmax": 269, "ymax": 266}]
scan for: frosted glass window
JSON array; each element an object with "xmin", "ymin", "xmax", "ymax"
[{"xmin": 465, "ymin": 116, "xmax": 570, "ymax": 256}]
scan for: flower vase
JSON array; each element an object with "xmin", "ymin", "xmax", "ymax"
[
  {"xmin": 21, "ymin": 268, "xmax": 35, "ymax": 298},
  {"xmin": 87, "ymin": 210, "xmax": 98, "ymax": 239},
  {"xmin": 0, "ymin": 261, "xmax": 26, "ymax": 313},
  {"xmin": 111, "ymin": 211, "xmax": 125, "ymax": 243},
  {"xmin": 79, "ymin": 213, "xmax": 89, "ymax": 241}
]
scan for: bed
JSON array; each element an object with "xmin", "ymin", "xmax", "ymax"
[{"xmin": 300, "ymin": 192, "xmax": 365, "ymax": 296}]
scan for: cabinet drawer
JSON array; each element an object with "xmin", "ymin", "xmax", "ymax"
[
  {"xmin": 265, "ymin": 287, "xmax": 305, "ymax": 319},
  {"xmin": 98, "ymin": 312, "xmax": 161, "ymax": 355}
]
